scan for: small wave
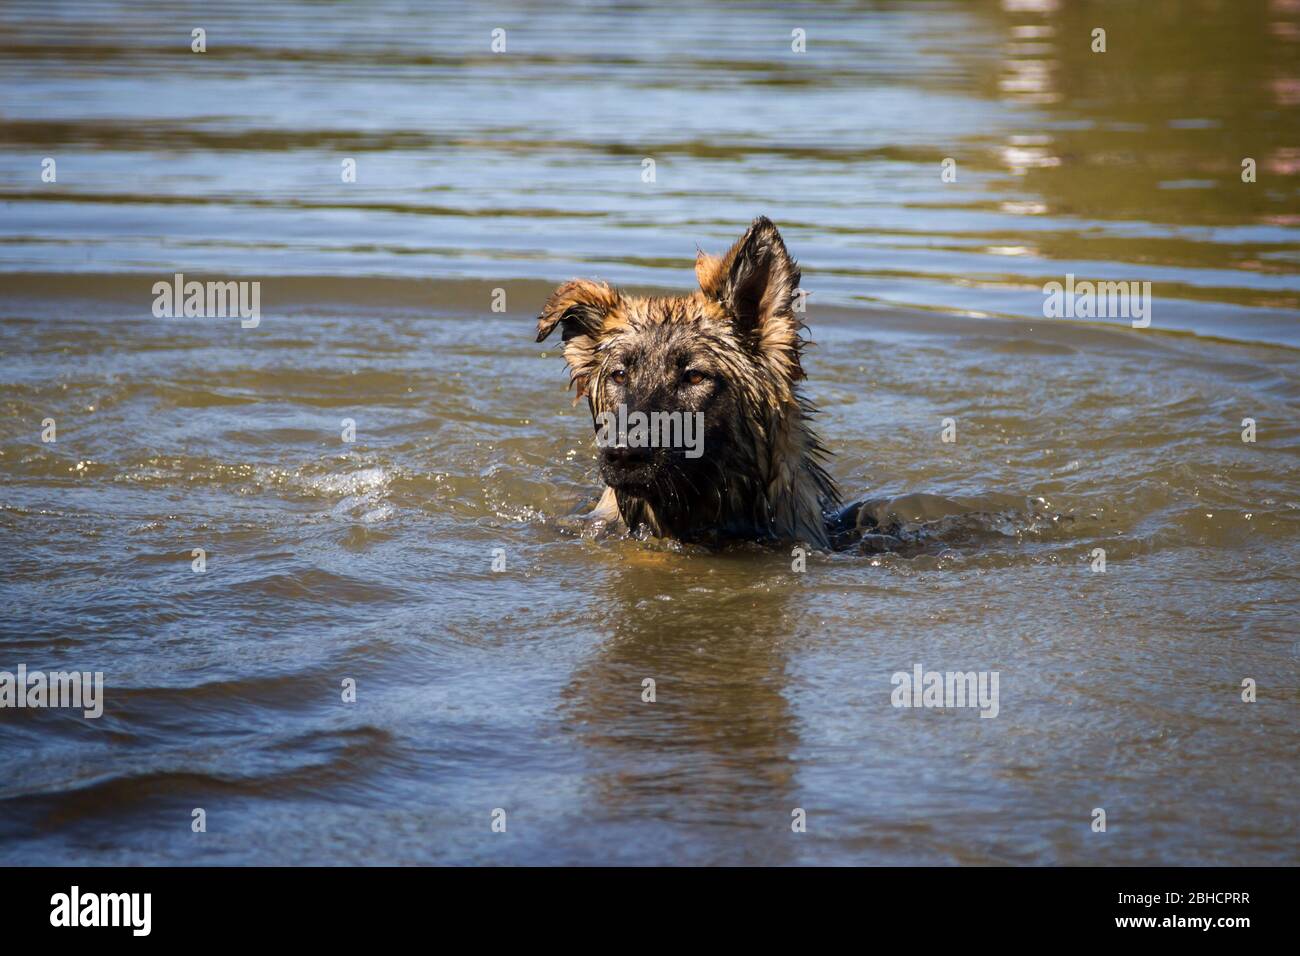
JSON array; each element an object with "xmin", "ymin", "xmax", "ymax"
[
  {"xmin": 0, "ymin": 726, "xmax": 395, "ymax": 821},
  {"xmin": 233, "ymin": 567, "xmax": 408, "ymax": 605}
]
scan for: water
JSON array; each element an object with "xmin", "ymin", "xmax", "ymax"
[{"xmin": 1, "ymin": 0, "xmax": 1297, "ymax": 865}]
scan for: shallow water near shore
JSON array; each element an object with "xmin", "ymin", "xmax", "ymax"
[{"xmin": 2, "ymin": 0, "xmax": 1299, "ymax": 865}]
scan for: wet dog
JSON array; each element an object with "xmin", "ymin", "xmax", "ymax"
[{"xmin": 537, "ymin": 217, "xmax": 858, "ymax": 548}]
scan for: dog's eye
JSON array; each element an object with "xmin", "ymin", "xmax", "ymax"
[
  {"xmin": 683, "ymin": 370, "xmax": 709, "ymax": 387},
  {"xmin": 610, "ymin": 369, "xmax": 627, "ymax": 386}
]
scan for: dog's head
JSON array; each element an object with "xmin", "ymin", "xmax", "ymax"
[{"xmin": 536, "ymin": 217, "xmax": 811, "ymax": 515}]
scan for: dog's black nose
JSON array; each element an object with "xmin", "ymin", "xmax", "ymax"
[{"xmin": 603, "ymin": 445, "xmax": 653, "ymax": 466}]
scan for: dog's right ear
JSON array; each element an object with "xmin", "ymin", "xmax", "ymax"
[
  {"xmin": 536, "ymin": 279, "xmax": 622, "ymax": 400},
  {"xmin": 536, "ymin": 279, "xmax": 620, "ymax": 343}
]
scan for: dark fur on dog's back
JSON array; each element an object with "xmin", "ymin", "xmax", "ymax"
[{"xmin": 537, "ymin": 217, "xmax": 841, "ymax": 547}]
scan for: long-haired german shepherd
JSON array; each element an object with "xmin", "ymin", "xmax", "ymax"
[{"xmin": 537, "ymin": 217, "xmax": 856, "ymax": 549}]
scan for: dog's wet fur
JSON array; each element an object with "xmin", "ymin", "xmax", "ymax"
[{"xmin": 537, "ymin": 216, "xmax": 875, "ymax": 550}]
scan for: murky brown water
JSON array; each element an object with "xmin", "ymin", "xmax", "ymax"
[{"xmin": 1, "ymin": 1, "xmax": 1298, "ymax": 865}]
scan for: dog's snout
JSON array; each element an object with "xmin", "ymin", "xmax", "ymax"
[{"xmin": 603, "ymin": 444, "xmax": 653, "ymax": 466}]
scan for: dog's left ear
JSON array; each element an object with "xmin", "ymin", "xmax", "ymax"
[
  {"xmin": 698, "ymin": 217, "xmax": 805, "ymax": 379},
  {"xmin": 536, "ymin": 279, "xmax": 622, "ymax": 399},
  {"xmin": 536, "ymin": 279, "xmax": 620, "ymax": 343}
]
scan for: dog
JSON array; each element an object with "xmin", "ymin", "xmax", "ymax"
[{"xmin": 536, "ymin": 216, "xmax": 860, "ymax": 549}]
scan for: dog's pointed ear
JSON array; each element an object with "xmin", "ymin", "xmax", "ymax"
[
  {"xmin": 536, "ymin": 279, "xmax": 622, "ymax": 399},
  {"xmin": 699, "ymin": 217, "xmax": 805, "ymax": 379}
]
